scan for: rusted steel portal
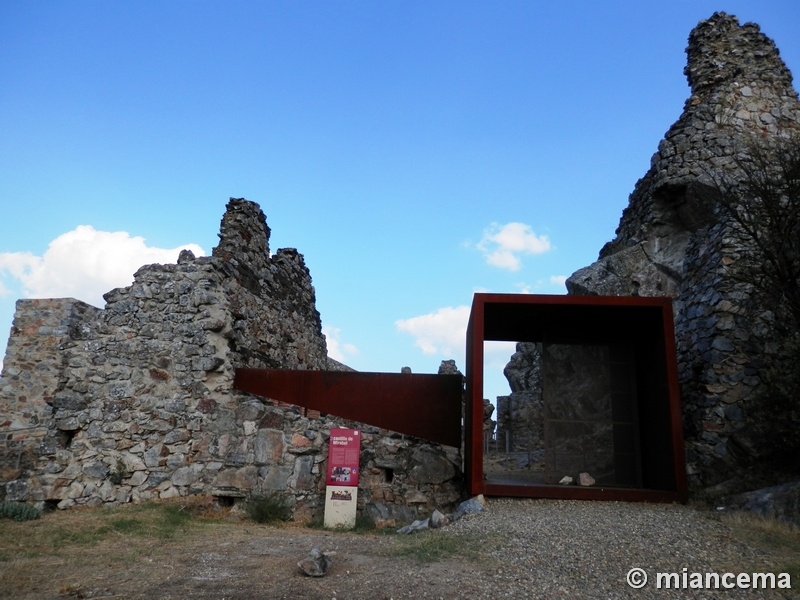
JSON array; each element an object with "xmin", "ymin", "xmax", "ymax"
[
  {"xmin": 234, "ymin": 369, "xmax": 462, "ymax": 448},
  {"xmin": 467, "ymin": 293, "xmax": 687, "ymax": 503}
]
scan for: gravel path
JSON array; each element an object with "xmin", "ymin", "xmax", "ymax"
[
  {"xmin": 439, "ymin": 498, "xmax": 792, "ymax": 599},
  {"xmin": 155, "ymin": 498, "xmax": 796, "ymax": 599}
]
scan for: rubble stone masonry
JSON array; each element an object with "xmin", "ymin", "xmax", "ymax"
[
  {"xmin": 0, "ymin": 199, "xmax": 462, "ymax": 522},
  {"xmin": 567, "ymin": 13, "xmax": 800, "ymax": 494}
]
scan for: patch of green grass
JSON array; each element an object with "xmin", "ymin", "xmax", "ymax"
[
  {"xmin": 353, "ymin": 512, "xmax": 378, "ymax": 533},
  {"xmin": 108, "ymin": 459, "xmax": 128, "ymax": 485},
  {"xmin": 52, "ymin": 525, "xmax": 111, "ymax": 548},
  {"xmin": 109, "ymin": 517, "xmax": 145, "ymax": 534},
  {"xmin": 305, "ymin": 516, "xmax": 324, "ymax": 529},
  {"xmin": 0, "ymin": 548, "xmax": 41, "ymax": 562},
  {"xmin": 390, "ymin": 531, "xmax": 479, "ymax": 563},
  {"xmin": 159, "ymin": 504, "xmax": 192, "ymax": 535},
  {"xmin": 244, "ymin": 492, "xmax": 292, "ymax": 524},
  {"xmin": 304, "ymin": 512, "xmax": 393, "ymax": 534},
  {"xmin": 0, "ymin": 501, "xmax": 41, "ymax": 522},
  {"xmin": 18, "ymin": 501, "xmax": 198, "ymax": 550}
]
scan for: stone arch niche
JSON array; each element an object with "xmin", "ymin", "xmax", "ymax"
[{"xmin": 465, "ymin": 293, "xmax": 688, "ymax": 502}]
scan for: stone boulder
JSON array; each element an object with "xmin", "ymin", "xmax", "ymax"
[
  {"xmin": 564, "ymin": 12, "xmax": 800, "ymax": 492},
  {"xmin": 727, "ymin": 482, "xmax": 800, "ymax": 524}
]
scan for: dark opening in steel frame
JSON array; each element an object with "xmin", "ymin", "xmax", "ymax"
[{"xmin": 466, "ymin": 293, "xmax": 688, "ymax": 503}]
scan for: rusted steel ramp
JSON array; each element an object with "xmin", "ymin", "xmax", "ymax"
[{"xmin": 234, "ymin": 369, "xmax": 463, "ymax": 448}]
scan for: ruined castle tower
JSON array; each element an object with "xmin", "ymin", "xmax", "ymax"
[
  {"xmin": 0, "ymin": 199, "xmax": 462, "ymax": 520},
  {"xmin": 567, "ymin": 13, "xmax": 800, "ymax": 493}
]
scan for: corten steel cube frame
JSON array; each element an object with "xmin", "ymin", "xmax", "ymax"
[{"xmin": 466, "ymin": 293, "xmax": 688, "ymax": 503}]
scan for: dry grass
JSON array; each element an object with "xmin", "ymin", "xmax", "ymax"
[
  {"xmin": 720, "ymin": 510, "xmax": 800, "ymax": 582},
  {"xmin": 0, "ymin": 497, "xmax": 235, "ymax": 599},
  {"xmin": 0, "ymin": 466, "xmax": 22, "ymax": 481}
]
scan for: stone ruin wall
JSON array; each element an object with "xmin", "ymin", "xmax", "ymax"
[
  {"xmin": 465, "ymin": 13, "xmax": 800, "ymax": 495},
  {"xmin": 566, "ymin": 13, "xmax": 800, "ymax": 495},
  {"xmin": 0, "ymin": 199, "xmax": 463, "ymax": 524},
  {"xmin": 495, "ymin": 343, "xmax": 543, "ymax": 455}
]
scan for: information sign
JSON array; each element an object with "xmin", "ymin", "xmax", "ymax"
[
  {"xmin": 324, "ymin": 428, "xmax": 360, "ymax": 528},
  {"xmin": 326, "ymin": 428, "xmax": 360, "ymax": 487}
]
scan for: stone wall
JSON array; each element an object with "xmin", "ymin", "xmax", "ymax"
[
  {"xmin": 0, "ymin": 199, "xmax": 462, "ymax": 521},
  {"xmin": 495, "ymin": 343, "xmax": 543, "ymax": 454},
  {"xmin": 566, "ymin": 13, "xmax": 800, "ymax": 494}
]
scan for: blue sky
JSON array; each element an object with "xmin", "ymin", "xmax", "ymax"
[{"xmin": 2, "ymin": 1, "xmax": 799, "ymax": 402}]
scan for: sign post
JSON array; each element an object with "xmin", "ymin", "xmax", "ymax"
[{"xmin": 323, "ymin": 428, "xmax": 360, "ymax": 528}]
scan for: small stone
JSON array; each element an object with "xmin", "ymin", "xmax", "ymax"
[
  {"xmin": 396, "ymin": 518, "xmax": 430, "ymax": 535},
  {"xmin": 579, "ymin": 472, "xmax": 595, "ymax": 486},
  {"xmin": 404, "ymin": 491, "xmax": 428, "ymax": 504},
  {"xmin": 177, "ymin": 249, "xmax": 196, "ymax": 264},
  {"xmin": 407, "ymin": 448, "xmax": 455, "ymax": 485},
  {"xmin": 56, "ymin": 417, "xmax": 80, "ymax": 431},
  {"xmin": 5, "ymin": 480, "xmax": 28, "ymax": 502},
  {"xmin": 172, "ymin": 465, "xmax": 201, "ymax": 486},
  {"xmin": 429, "ymin": 509, "xmax": 449, "ymax": 529},
  {"xmin": 705, "ymin": 384, "xmax": 727, "ymax": 394},
  {"xmin": 160, "ymin": 486, "xmax": 180, "ymax": 499},
  {"xmin": 298, "ymin": 547, "xmax": 334, "ymax": 577},
  {"xmin": 559, "ymin": 476, "xmax": 573, "ymax": 485},
  {"xmin": 711, "ymin": 337, "xmax": 735, "ymax": 352},
  {"xmin": 457, "ymin": 498, "xmax": 484, "ymax": 516},
  {"xmin": 83, "ymin": 461, "xmax": 109, "ymax": 480},
  {"xmin": 290, "ymin": 432, "xmax": 313, "ymax": 448},
  {"xmin": 128, "ymin": 471, "xmax": 148, "ymax": 486}
]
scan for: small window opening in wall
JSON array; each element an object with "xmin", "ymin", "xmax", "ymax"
[
  {"xmin": 385, "ymin": 468, "xmax": 394, "ymax": 483},
  {"xmin": 216, "ymin": 496, "xmax": 235, "ymax": 507}
]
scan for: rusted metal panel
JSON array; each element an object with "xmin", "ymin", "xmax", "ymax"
[
  {"xmin": 662, "ymin": 302, "xmax": 689, "ymax": 502},
  {"xmin": 234, "ymin": 369, "xmax": 462, "ymax": 448},
  {"xmin": 465, "ymin": 306, "xmax": 484, "ymax": 495}
]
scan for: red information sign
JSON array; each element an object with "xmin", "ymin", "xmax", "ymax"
[{"xmin": 326, "ymin": 428, "xmax": 361, "ymax": 487}]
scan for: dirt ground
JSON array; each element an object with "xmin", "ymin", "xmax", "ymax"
[
  {"xmin": 0, "ymin": 502, "xmax": 490, "ymax": 600},
  {"xmin": 1, "ymin": 498, "xmax": 799, "ymax": 600},
  {"xmin": 31, "ymin": 527, "xmax": 471, "ymax": 600}
]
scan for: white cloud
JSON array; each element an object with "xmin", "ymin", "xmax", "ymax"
[
  {"xmin": 395, "ymin": 308, "xmax": 528, "ymax": 401},
  {"xmin": 477, "ymin": 222, "xmax": 550, "ymax": 271},
  {"xmin": 484, "ymin": 340, "xmax": 519, "ymax": 400},
  {"xmin": 395, "ymin": 305, "xmax": 470, "ymax": 357},
  {"xmin": 550, "ymin": 275, "xmax": 567, "ymax": 287},
  {"xmin": 0, "ymin": 226, "xmax": 205, "ymax": 307},
  {"xmin": 485, "ymin": 340, "xmax": 519, "ymax": 361},
  {"xmin": 323, "ymin": 326, "xmax": 359, "ymax": 362},
  {"xmin": 514, "ymin": 283, "xmax": 533, "ymax": 294}
]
